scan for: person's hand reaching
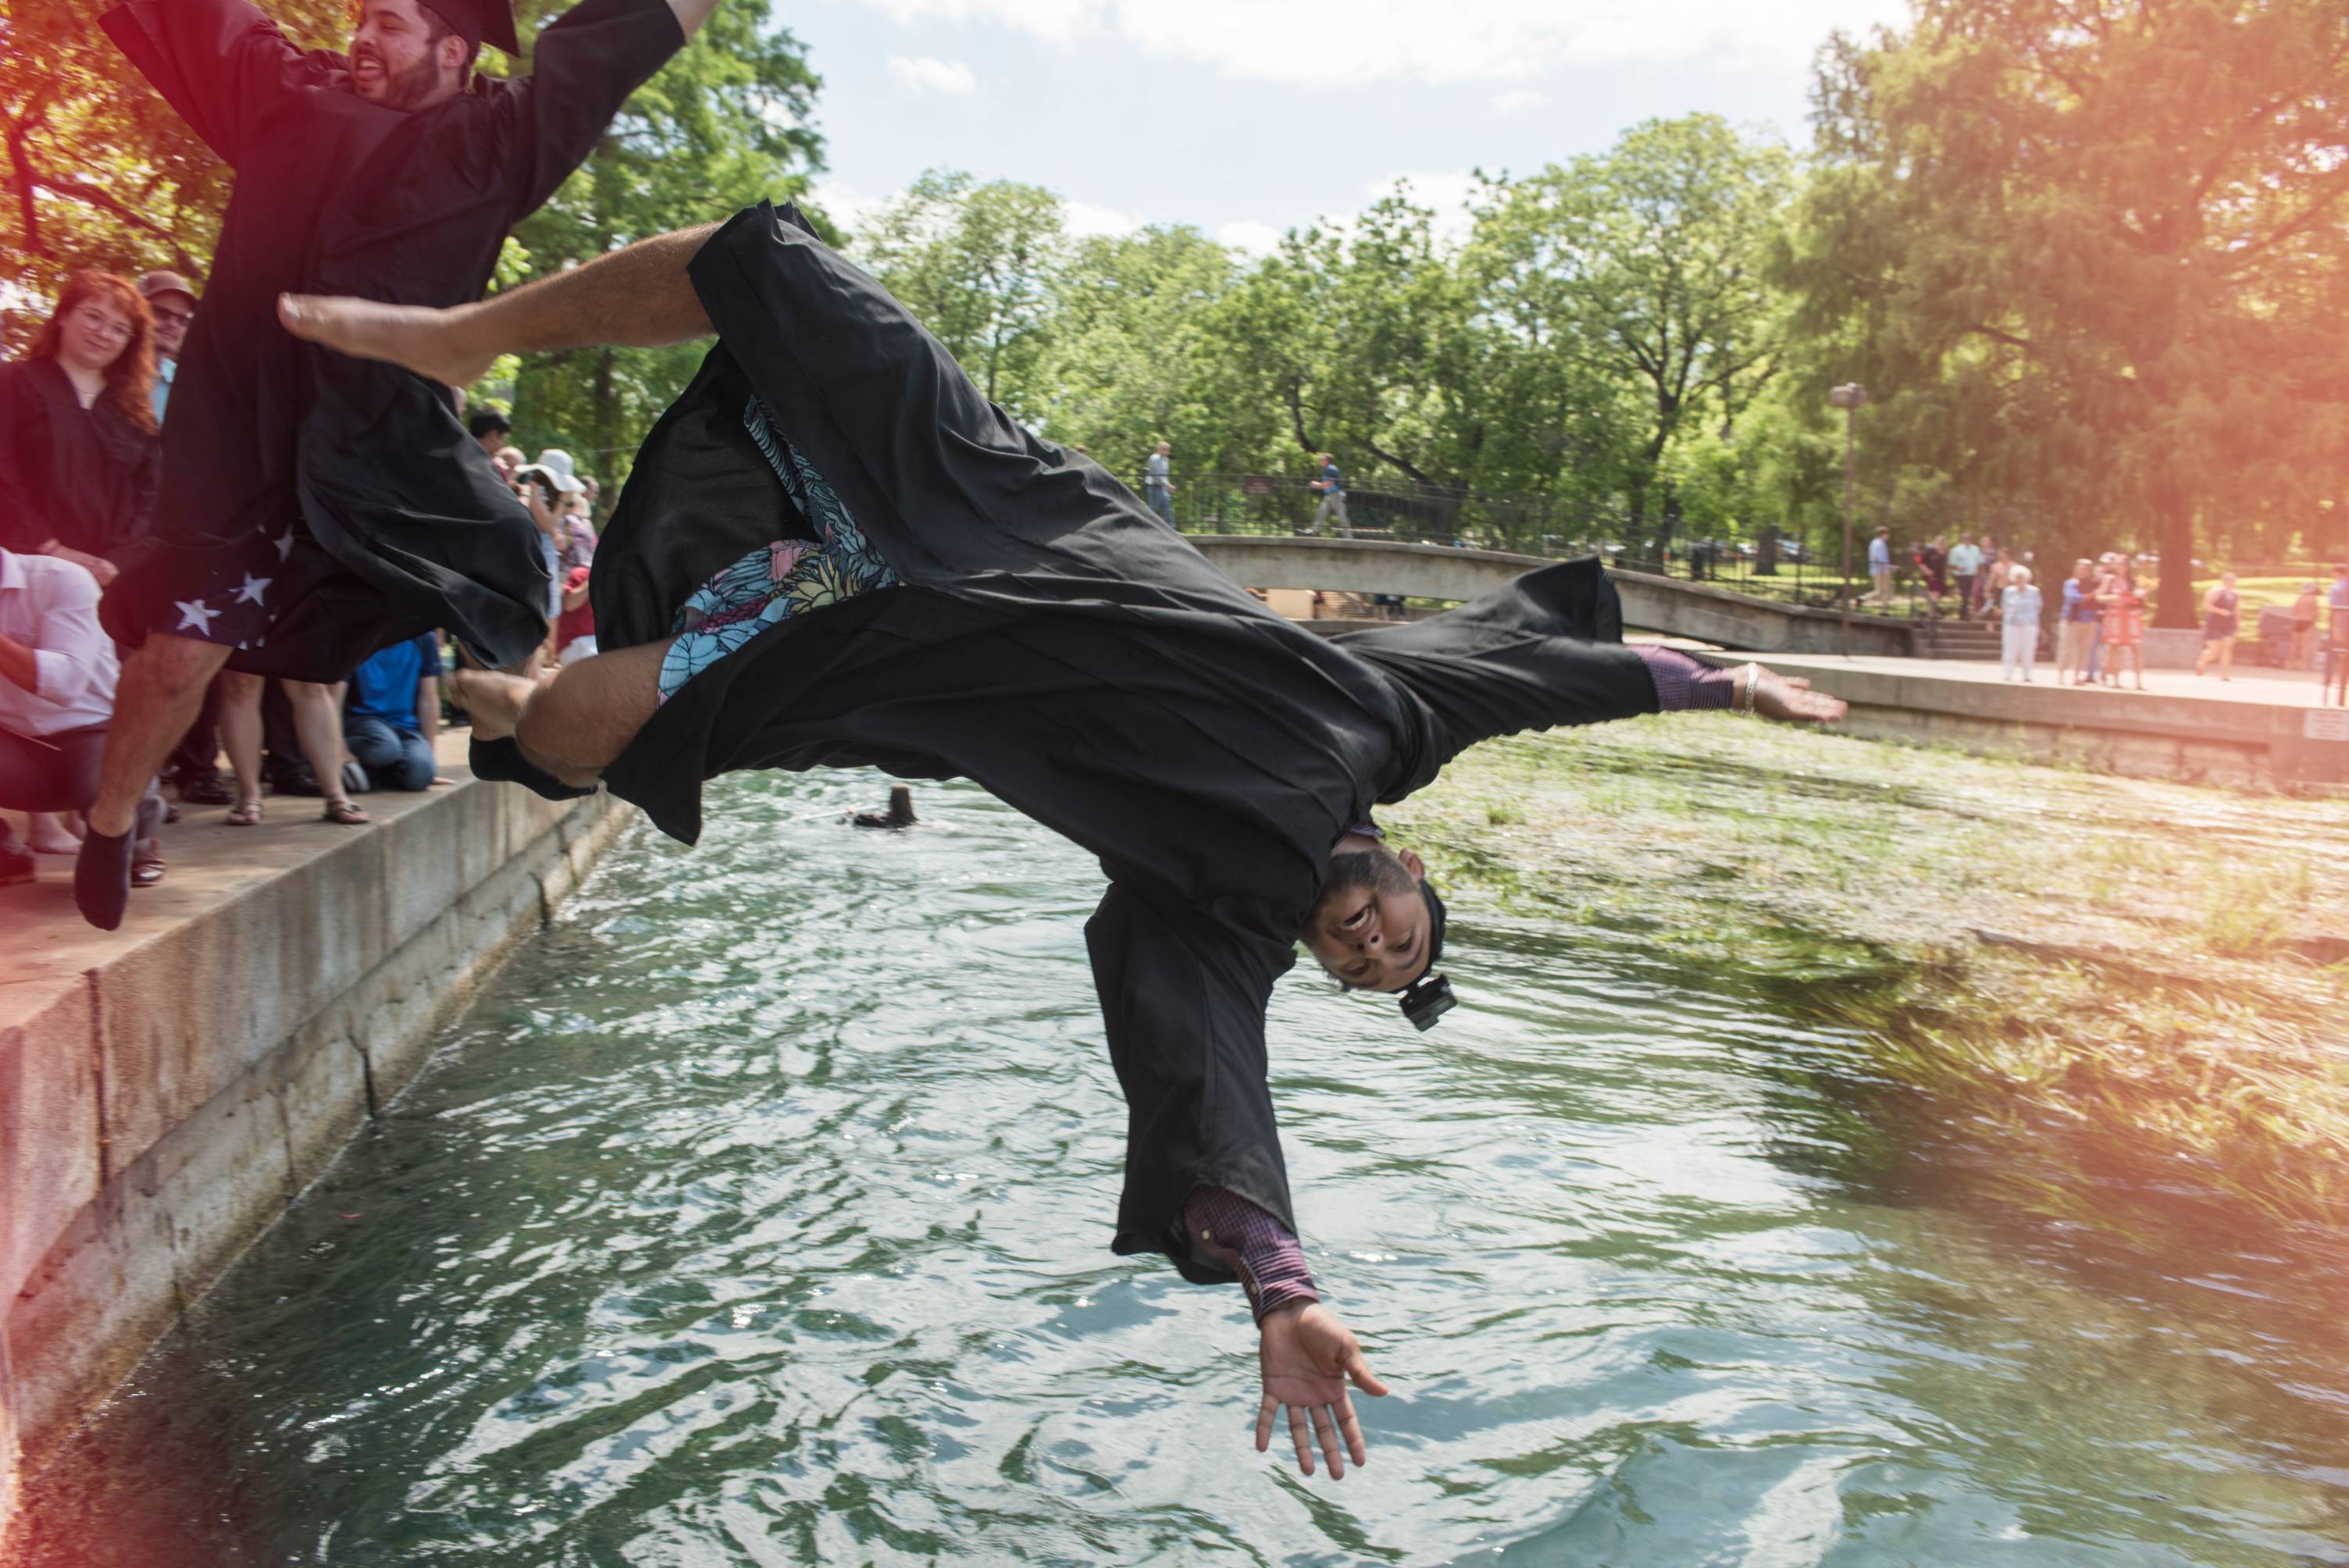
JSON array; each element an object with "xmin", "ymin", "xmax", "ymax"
[
  {"xmin": 1747, "ymin": 664, "xmax": 1848, "ymax": 725},
  {"xmin": 1255, "ymin": 1302, "xmax": 1388, "ymax": 1477}
]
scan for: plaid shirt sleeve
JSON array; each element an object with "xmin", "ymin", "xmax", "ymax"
[{"xmin": 1183, "ymin": 1186, "xmax": 1320, "ymax": 1322}]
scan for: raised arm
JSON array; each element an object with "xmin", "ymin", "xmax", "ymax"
[
  {"xmin": 499, "ymin": 0, "xmax": 693, "ymax": 212},
  {"xmin": 102, "ymin": 0, "xmax": 341, "ymax": 165},
  {"xmin": 1086, "ymin": 884, "xmax": 1388, "ymax": 1478}
]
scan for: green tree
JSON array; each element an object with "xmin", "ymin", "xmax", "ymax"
[
  {"xmin": 1784, "ymin": 1, "xmax": 2349, "ymax": 625},
  {"xmin": 855, "ymin": 169, "xmax": 1065, "ymax": 415},
  {"xmin": 1470, "ymin": 117, "xmax": 1795, "ymax": 555}
]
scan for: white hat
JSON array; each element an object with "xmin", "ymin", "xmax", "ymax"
[{"xmin": 532, "ymin": 448, "xmax": 586, "ymax": 494}]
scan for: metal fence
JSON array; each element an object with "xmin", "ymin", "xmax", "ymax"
[{"xmin": 1138, "ymin": 472, "xmax": 1959, "ymax": 621}]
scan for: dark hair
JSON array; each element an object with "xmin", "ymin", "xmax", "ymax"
[
  {"xmin": 33, "ymin": 270, "xmax": 159, "ymax": 436},
  {"xmin": 468, "ymin": 408, "xmax": 511, "ymax": 439},
  {"xmin": 416, "ymin": 2, "xmax": 482, "ymax": 76},
  {"xmin": 1321, "ymin": 841, "xmax": 1420, "ymax": 904}
]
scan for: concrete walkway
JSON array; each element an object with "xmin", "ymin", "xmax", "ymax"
[{"xmin": 1728, "ymin": 651, "xmax": 2343, "ymax": 711}]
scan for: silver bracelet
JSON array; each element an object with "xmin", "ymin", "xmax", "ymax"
[{"xmin": 1739, "ymin": 663, "xmax": 1759, "ymax": 715}]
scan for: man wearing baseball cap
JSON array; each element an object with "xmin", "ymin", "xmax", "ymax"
[{"xmin": 73, "ymin": 0, "xmax": 723, "ymax": 928}]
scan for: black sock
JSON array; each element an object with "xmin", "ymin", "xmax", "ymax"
[
  {"xmin": 469, "ymin": 734, "xmax": 596, "ymax": 800},
  {"xmin": 74, "ymin": 826, "xmax": 134, "ymax": 932}
]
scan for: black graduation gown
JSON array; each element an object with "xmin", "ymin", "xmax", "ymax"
[
  {"xmin": 96, "ymin": 0, "xmax": 684, "ymax": 678},
  {"xmin": 593, "ymin": 204, "xmax": 1665, "ymax": 1283},
  {"xmin": 0, "ymin": 359, "xmax": 161, "ymax": 568}
]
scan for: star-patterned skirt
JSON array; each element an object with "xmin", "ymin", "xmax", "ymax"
[
  {"xmin": 153, "ymin": 514, "xmax": 355, "ymax": 661},
  {"xmin": 655, "ymin": 396, "xmax": 899, "ymax": 704}
]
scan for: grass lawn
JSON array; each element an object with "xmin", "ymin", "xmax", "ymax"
[{"xmin": 1387, "ymin": 715, "xmax": 2349, "ymax": 1241}]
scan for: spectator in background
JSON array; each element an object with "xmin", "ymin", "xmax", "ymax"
[
  {"xmin": 0, "ymin": 547, "xmax": 166, "ymax": 888},
  {"xmin": 1307, "ymin": 452, "xmax": 1351, "ymax": 538},
  {"xmin": 2057, "ymin": 558, "xmax": 2101, "ymax": 686},
  {"xmin": 493, "ymin": 444, "xmax": 526, "ymax": 484},
  {"xmin": 2194, "ymin": 570, "xmax": 2240, "ymax": 681},
  {"xmin": 1866, "ymin": 526, "xmax": 1893, "ymax": 606},
  {"xmin": 0, "ymin": 272, "xmax": 164, "ymax": 853},
  {"xmin": 2289, "ymin": 581, "xmax": 2319, "ymax": 672},
  {"xmin": 139, "ymin": 271, "xmax": 235, "ymax": 809},
  {"xmin": 1915, "ymin": 535, "xmax": 1948, "ymax": 616},
  {"xmin": 1973, "ymin": 533, "xmax": 1999, "ymax": 613},
  {"xmin": 0, "ymin": 270, "xmax": 160, "ymax": 586},
  {"xmin": 555, "ymin": 557, "xmax": 596, "ymax": 665},
  {"xmin": 1948, "ymin": 533, "xmax": 1982, "ymax": 619},
  {"xmin": 560, "ymin": 488, "xmax": 597, "ymax": 572},
  {"xmin": 2326, "ymin": 565, "xmax": 2347, "ymax": 707},
  {"xmin": 1998, "ymin": 565, "xmax": 2042, "ymax": 682},
  {"xmin": 2099, "ymin": 559, "xmax": 2147, "ymax": 691},
  {"xmin": 1143, "ymin": 440, "xmax": 1175, "ymax": 526},
  {"xmin": 513, "ymin": 459, "xmax": 582, "ymax": 661},
  {"xmin": 580, "ymin": 474, "xmax": 601, "ymax": 520},
  {"xmin": 468, "ymin": 406, "xmax": 512, "ymax": 458},
  {"xmin": 343, "ymin": 632, "xmax": 446, "ymax": 790}
]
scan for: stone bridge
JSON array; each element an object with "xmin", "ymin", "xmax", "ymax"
[{"xmin": 1182, "ymin": 535, "xmax": 1920, "ymax": 657}]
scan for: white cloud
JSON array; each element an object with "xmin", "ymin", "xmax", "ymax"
[
  {"xmin": 809, "ymin": 179, "xmax": 892, "ymax": 237},
  {"xmin": 1065, "ymin": 200, "xmax": 1146, "ymax": 237},
  {"xmin": 858, "ymin": 0, "xmax": 1909, "ymax": 84},
  {"xmin": 1215, "ymin": 219, "xmax": 1284, "ymax": 257},
  {"xmin": 1365, "ymin": 169, "xmax": 1486, "ymax": 244},
  {"xmin": 1492, "ymin": 88, "xmax": 1549, "ymax": 114},
  {"xmin": 886, "ymin": 55, "xmax": 979, "ymax": 94}
]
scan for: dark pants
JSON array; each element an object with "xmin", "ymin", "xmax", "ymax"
[
  {"xmin": 344, "ymin": 715, "xmax": 435, "ymax": 791},
  {"xmin": 166, "ymin": 675, "xmax": 223, "ymax": 784},
  {"xmin": 0, "ymin": 726, "xmax": 162, "ymax": 843}
]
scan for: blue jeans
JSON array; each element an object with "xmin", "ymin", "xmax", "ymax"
[
  {"xmin": 345, "ymin": 715, "xmax": 436, "ymax": 790},
  {"xmin": 1146, "ymin": 488, "xmax": 1174, "ymax": 525}
]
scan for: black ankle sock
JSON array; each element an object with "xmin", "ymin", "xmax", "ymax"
[
  {"xmin": 74, "ymin": 826, "xmax": 133, "ymax": 932},
  {"xmin": 469, "ymin": 734, "xmax": 596, "ymax": 800}
]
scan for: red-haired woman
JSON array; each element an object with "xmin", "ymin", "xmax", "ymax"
[
  {"xmin": 0, "ymin": 270, "xmax": 166, "ymax": 875},
  {"xmin": 0, "ymin": 269, "xmax": 162, "ymax": 582}
]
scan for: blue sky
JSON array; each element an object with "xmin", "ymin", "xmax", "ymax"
[{"xmin": 786, "ymin": 0, "xmax": 1913, "ymax": 251}]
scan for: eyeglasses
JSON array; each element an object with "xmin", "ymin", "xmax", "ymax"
[
  {"xmin": 73, "ymin": 308, "xmax": 134, "ymax": 340},
  {"xmin": 151, "ymin": 307, "xmax": 194, "ymax": 328}
]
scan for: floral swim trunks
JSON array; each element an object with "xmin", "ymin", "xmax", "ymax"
[{"xmin": 656, "ymin": 396, "xmax": 899, "ymax": 703}]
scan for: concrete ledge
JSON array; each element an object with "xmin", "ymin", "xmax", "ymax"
[
  {"xmin": 1181, "ymin": 536, "xmax": 1920, "ymax": 657},
  {"xmin": 1738, "ymin": 654, "xmax": 2349, "ymax": 787},
  {"xmin": 0, "ymin": 743, "xmax": 632, "ymax": 1541}
]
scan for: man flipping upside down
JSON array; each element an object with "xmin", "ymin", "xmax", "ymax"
[{"xmin": 280, "ymin": 204, "xmax": 1848, "ymax": 1479}]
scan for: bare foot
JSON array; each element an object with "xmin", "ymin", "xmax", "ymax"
[
  {"xmin": 27, "ymin": 811, "xmax": 81, "ymax": 854},
  {"xmin": 277, "ymin": 293, "xmax": 496, "ymax": 390},
  {"xmin": 451, "ymin": 668, "xmax": 534, "ymax": 741}
]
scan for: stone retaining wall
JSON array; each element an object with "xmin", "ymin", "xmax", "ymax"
[{"xmin": 0, "ymin": 777, "xmax": 632, "ymax": 1547}]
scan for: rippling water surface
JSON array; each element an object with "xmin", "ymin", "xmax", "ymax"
[{"xmin": 18, "ymin": 772, "xmax": 2349, "ymax": 1566}]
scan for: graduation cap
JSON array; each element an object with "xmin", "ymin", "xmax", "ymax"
[
  {"xmin": 1398, "ymin": 881, "xmax": 1456, "ymax": 1032},
  {"xmin": 420, "ymin": 0, "xmax": 519, "ymax": 59}
]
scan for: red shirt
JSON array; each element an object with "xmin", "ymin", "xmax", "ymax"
[{"xmin": 556, "ymin": 565, "xmax": 594, "ymax": 646}]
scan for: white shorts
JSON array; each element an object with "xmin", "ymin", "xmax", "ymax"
[{"xmin": 559, "ymin": 635, "xmax": 601, "ymax": 665}]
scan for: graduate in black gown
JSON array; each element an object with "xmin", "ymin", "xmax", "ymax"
[
  {"xmin": 72, "ymin": 0, "xmax": 717, "ymax": 929},
  {"xmin": 280, "ymin": 204, "xmax": 1850, "ymax": 1478}
]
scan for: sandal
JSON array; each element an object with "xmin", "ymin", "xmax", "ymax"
[
  {"xmin": 226, "ymin": 799, "xmax": 263, "ymax": 828},
  {"xmin": 131, "ymin": 848, "xmax": 167, "ymax": 888},
  {"xmin": 322, "ymin": 797, "xmax": 371, "ymax": 826}
]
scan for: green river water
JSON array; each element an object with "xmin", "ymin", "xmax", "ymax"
[{"xmin": 15, "ymin": 772, "xmax": 2348, "ymax": 1566}]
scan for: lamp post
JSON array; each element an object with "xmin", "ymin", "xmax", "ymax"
[{"xmin": 1827, "ymin": 382, "xmax": 1868, "ymax": 657}]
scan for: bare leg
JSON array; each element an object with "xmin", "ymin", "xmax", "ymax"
[
  {"xmin": 456, "ymin": 640, "xmax": 671, "ymax": 788},
  {"xmin": 90, "ymin": 635, "xmax": 230, "ymax": 835},
  {"xmin": 285, "ymin": 679, "xmax": 365, "ymax": 820},
  {"xmin": 219, "ymin": 671, "xmax": 266, "ymax": 814},
  {"xmin": 278, "ymin": 222, "xmax": 722, "ymax": 387}
]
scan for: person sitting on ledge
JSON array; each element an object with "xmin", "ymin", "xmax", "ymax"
[{"xmin": 278, "ymin": 203, "xmax": 1848, "ymax": 1481}]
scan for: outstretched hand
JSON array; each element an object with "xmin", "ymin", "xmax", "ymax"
[
  {"xmin": 1748, "ymin": 664, "xmax": 1848, "ymax": 725},
  {"xmin": 1256, "ymin": 1302, "xmax": 1388, "ymax": 1478}
]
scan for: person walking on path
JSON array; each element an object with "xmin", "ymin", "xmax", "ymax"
[
  {"xmin": 2098, "ymin": 561, "xmax": 2147, "ymax": 690},
  {"xmin": 2290, "ymin": 582, "xmax": 2319, "ymax": 672},
  {"xmin": 2327, "ymin": 565, "xmax": 2349, "ymax": 707},
  {"xmin": 2195, "ymin": 572, "xmax": 2240, "ymax": 680},
  {"xmin": 2057, "ymin": 559, "xmax": 2101, "ymax": 686},
  {"xmin": 70, "ymin": 0, "xmax": 711, "ymax": 930},
  {"xmin": 1998, "ymin": 565, "xmax": 2042, "ymax": 681},
  {"xmin": 280, "ymin": 201, "xmax": 1852, "ymax": 1480},
  {"xmin": 1142, "ymin": 440, "xmax": 1175, "ymax": 526},
  {"xmin": 1866, "ymin": 526, "xmax": 1893, "ymax": 607},
  {"xmin": 1307, "ymin": 452, "xmax": 1351, "ymax": 538}
]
